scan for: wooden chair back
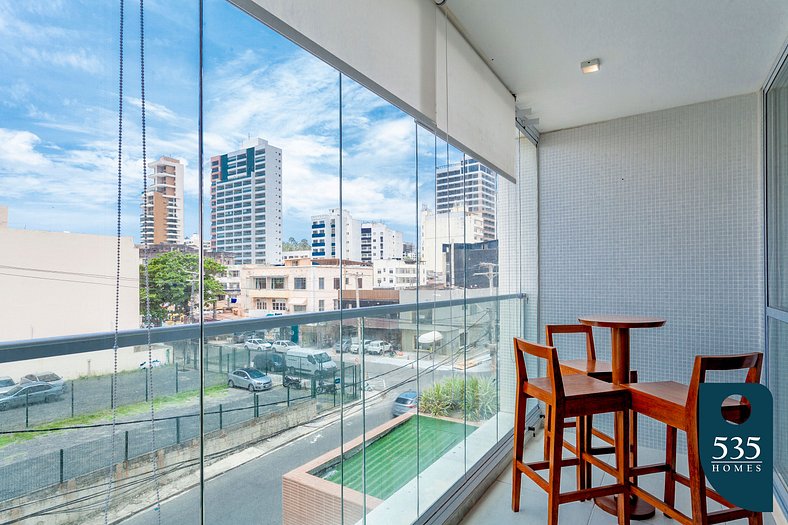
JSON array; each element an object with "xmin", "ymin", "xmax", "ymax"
[
  {"xmin": 514, "ymin": 337, "xmax": 564, "ymax": 402},
  {"xmin": 545, "ymin": 324, "xmax": 597, "ymax": 361},
  {"xmin": 686, "ymin": 352, "xmax": 763, "ymax": 421}
]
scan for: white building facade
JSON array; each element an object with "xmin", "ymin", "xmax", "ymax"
[
  {"xmin": 238, "ymin": 259, "xmax": 373, "ymax": 316},
  {"xmin": 372, "ymin": 259, "xmax": 424, "ymax": 289},
  {"xmin": 361, "ymin": 222, "xmax": 404, "ymax": 262},
  {"xmin": 310, "ymin": 208, "xmax": 361, "ymax": 261},
  {"xmin": 210, "ymin": 138, "xmax": 283, "ymax": 265},
  {"xmin": 420, "ymin": 207, "xmax": 485, "ymax": 285}
]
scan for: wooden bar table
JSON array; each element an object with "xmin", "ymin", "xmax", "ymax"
[{"xmin": 578, "ymin": 315, "xmax": 666, "ymax": 520}]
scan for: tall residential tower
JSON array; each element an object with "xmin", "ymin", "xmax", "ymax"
[
  {"xmin": 210, "ymin": 138, "xmax": 282, "ymax": 265},
  {"xmin": 140, "ymin": 156, "xmax": 185, "ymax": 245},
  {"xmin": 436, "ymin": 158, "xmax": 496, "ymax": 240}
]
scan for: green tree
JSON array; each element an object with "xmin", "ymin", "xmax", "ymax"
[
  {"xmin": 283, "ymin": 236, "xmax": 311, "ymax": 251},
  {"xmin": 139, "ymin": 251, "xmax": 226, "ymax": 325}
]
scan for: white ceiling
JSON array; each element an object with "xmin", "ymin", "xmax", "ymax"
[{"xmin": 447, "ymin": 0, "xmax": 788, "ymax": 132}]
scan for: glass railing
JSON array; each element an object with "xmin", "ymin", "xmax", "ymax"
[{"xmin": 0, "ymin": 293, "xmax": 528, "ymax": 524}]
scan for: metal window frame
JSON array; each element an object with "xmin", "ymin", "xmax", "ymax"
[
  {"xmin": 761, "ymin": 35, "xmax": 788, "ymax": 518},
  {"xmin": 0, "ymin": 293, "xmax": 524, "ymax": 364}
]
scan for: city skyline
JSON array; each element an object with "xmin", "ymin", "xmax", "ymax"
[{"xmin": 0, "ymin": 2, "xmax": 474, "ymax": 247}]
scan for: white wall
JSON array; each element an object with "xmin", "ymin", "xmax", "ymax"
[
  {"xmin": 538, "ymin": 93, "xmax": 762, "ymax": 448},
  {"xmin": 0, "ymin": 225, "xmax": 142, "ymax": 379},
  {"xmin": 0, "ymin": 228, "xmax": 140, "ymax": 342}
]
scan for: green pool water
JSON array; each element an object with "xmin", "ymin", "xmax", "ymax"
[{"xmin": 317, "ymin": 415, "xmax": 472, "ymax": 500}]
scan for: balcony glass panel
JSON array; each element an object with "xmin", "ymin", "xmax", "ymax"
[{"xmin": 0, "ymin": 0, "xmax": 532, "ymax": 523}]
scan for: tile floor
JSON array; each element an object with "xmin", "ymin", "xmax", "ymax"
[{"xmin": 461, "ymin": 429, "xmax": 778, "ymax": 525}]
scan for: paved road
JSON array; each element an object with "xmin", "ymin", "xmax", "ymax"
[
  {"xmin": 119, "ymin": 395, "xmax": 397, "ymax": 525},
  {"xmin": 0, "ymin": 349, "xmax": 478, "ymax": 518},
  {"xmin": 118, "ymin": 354, "xmax": 469, "ymax": 525}
]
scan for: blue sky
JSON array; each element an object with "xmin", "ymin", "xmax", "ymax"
[{"xmin": 0, "ymin": 1, "xmax": 461, "ymax": 245}]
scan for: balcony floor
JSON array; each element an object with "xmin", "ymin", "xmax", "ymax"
[{"xmin": 461, "ymin": 429, "xmax": 778, "ymax": 525}]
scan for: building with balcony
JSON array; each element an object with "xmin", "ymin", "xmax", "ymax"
[
  {"xmin": 360, "ymin": 222, "xmax": 404, "ymax": 262},
  {"xmin": 372, "ymin": 258, "xmax": 423, "ymax": 289},
  {"xmin": 210, "ymin": 138, "xmax": 283, "ymax": 265},
  {"xmin": 310, "ymin": 208, "xmax": 361, "ymax": 261},
  {"xmin": 238, "ymin": 258, "xmax": 373, "ymax": 316},
  {"xmin": 436, "ymin": 159, "xmax": 496, "ymax": 240},
  {"xmin": 140, "ymin": 156, "xmax": 185, "ymax": 245},
  {"xmin": 2, "ymin": 2, "xmax": 787, "ymax": 525}
]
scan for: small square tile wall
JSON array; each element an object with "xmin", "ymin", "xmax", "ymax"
[{"xmin": 537, "ymin": 93, "xmax": 764, "ymax": 449}]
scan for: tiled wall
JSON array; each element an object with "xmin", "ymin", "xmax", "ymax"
[{"xmin": 538, "ymin": 93, "xmax": 763, "ymax": 448}]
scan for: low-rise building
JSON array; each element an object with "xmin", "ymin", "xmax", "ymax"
[
  {"xmin": 237, "ymin": 258, "xmax": 373, "ymax": 316},
  {"xmin": 372, "ymin": 259, "xmax": 425, "ymax": 289},
  {"xmin": 420, "ymin": 206, "xmax": 486, "ymax": 286}
]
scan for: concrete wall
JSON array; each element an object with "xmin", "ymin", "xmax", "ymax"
[
  {"xmin": 0, "ymin": 225, "xmax": 140, "ymax": 342},
  {"xmin": 538, "ymin": 93, "xmax": 763, "ymax": 448}
]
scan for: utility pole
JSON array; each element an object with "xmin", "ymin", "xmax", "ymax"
[{"xmin": 473, "ymin": 262, "xmax": 498, "ymax": 296}]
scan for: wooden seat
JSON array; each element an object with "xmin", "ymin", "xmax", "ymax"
[
  {"xmin": 627, "ymin": 353, "xmax": 763, "ymax": 525},
  {"xmin": 544, "ymin": 324, "xmax": 639, "ymax": 489},
  {"xmin": 512, "ymin": 337, "xmax": 632, "ymax": 525}
]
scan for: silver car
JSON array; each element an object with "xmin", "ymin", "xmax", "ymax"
[
  {"xmin": 391, "ymin": 391, "xmax": 419, "ymax": 417},
  {"xmin": 0, "ymin": 376, "xmax": 16, "ymax": 395},
  {"xmin": 228, "ymin": 368, "xmax": 273, "ymax": 392},
  {"xmin": 21, "ymin": 372, "xmax": 67, "ymax": 392},
  {"xmin": 0, "ymin": 381, "xmax": 64, "ymax": 410}
]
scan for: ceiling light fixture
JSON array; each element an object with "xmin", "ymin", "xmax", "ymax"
[{"xmin": 581, "ymin": 58, "xmax": 600, "ymax": 74}]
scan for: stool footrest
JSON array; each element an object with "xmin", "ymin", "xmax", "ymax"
[
  {"xmin": 707, "ymin": 507, "xmax": 751, "ymax": 524},
  {"xmin": 631, "ymin": 462, "xmax": 670, "ymax": 477},
  {"xmin": 582, "ymin": 451, "xmax": 619, "ymax": 479},
  {"xmin": 559, "ymin": 483, "xmax": 625, "ymax": 504},
  {"xmin": 631, "ymin": 484, "xmax": 692, "ymax": 525},
  {"xmin": 591, "ymin": 427, "xmax": 616, "ymax": 446}
]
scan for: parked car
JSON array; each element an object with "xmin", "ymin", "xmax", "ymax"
[
  {"xmin": 271, "ymin": 340, "xmax": 300, "ymax": 352},
  {"xmin": 0, "ymin": 376, "xmax": 16, "ymax": 395},
  {"xmin": 21, "ymin": 372, "xmax": 66, "ymax": 392},
  {"xmin": 244, "ymin": 338, "xmax": 271, "ymax": 351},
  {"xmin": 139, "ymin": 359, "xmax": 163, "ymax": 369},
  {"xmin": 285, "ymin": 348, "xmax": 338, "ymax": 377},
  {"xmin": 0, "ymin": 381, "xmax": 64, "ymax": 410},
  {"xmin": 366, "ymin": 340, "xmax": 392, "ymax": 355},
  {"xmin": 350, "ymin": 339, "xmax": 372, "ymax": 354},
  {"xmin": 391, "ymin": 391, "xmax": 419, "ymax": 417},
  {"xmin": 252, "ymin": 350, "xmax": 286, "ymax": 373},
  {"xmin": 227, "ymin": 368, "xmax": 273, "ymax": 392},
  {"xmin": 334, "ymin": 339, "xmax": 352, "ymax": 353},
  {"xmin": 232, "ymin": 331, "xmax": 256, "ymax": 344}
]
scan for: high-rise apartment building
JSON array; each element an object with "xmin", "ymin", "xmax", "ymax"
[
  {"xmin": 311, "ymin": 208, "xmax": 361, "ymax": 261},
  {"xmin": 140, "ymin": 157, "xmax": 185, "ymax": 245},
  {"xmin": 436, "ymin": 158, "xmax": 496, "ymax": 240},
  {"xmin": 360, "ymin": 222, "xmax": 404, "ymax": 262},
  {"xmin": 210, "ymin": 138, "xmax": 282, "ymax": 265}
]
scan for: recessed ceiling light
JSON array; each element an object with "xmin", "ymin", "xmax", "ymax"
[{"xmin": 581, "ymin": 58, "xmax": 600, "ymax": 74}]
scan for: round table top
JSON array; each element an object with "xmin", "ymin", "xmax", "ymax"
[{"xmin": 578, "ymin": 315, "xmax": 666, "ymax": 329}]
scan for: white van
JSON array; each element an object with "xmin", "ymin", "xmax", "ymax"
[{"xmin": 285, "ymin": 348, "xmax": 338, "ymax": 377}]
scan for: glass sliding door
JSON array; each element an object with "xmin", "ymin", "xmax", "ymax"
[{"xmin": 765, "ymin": 50, "xmax": 788, "ymax": 508}]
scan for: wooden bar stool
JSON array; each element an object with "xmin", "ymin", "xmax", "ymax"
[
  {"xmin": 544, "ymin": 324, "xmax": 639, "ymax": 487},
  {"xmin": 627, "ymin": 352, "xmax": 763, "ymax": 525},
  {"xmin": 512, "ymin": 337, "xmax": 632, "ymax": 525}
]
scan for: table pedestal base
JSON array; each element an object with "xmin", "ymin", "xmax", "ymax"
[{"xmin": 594, "ymin": 494, "xmax": 655, "ymax": 520}]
